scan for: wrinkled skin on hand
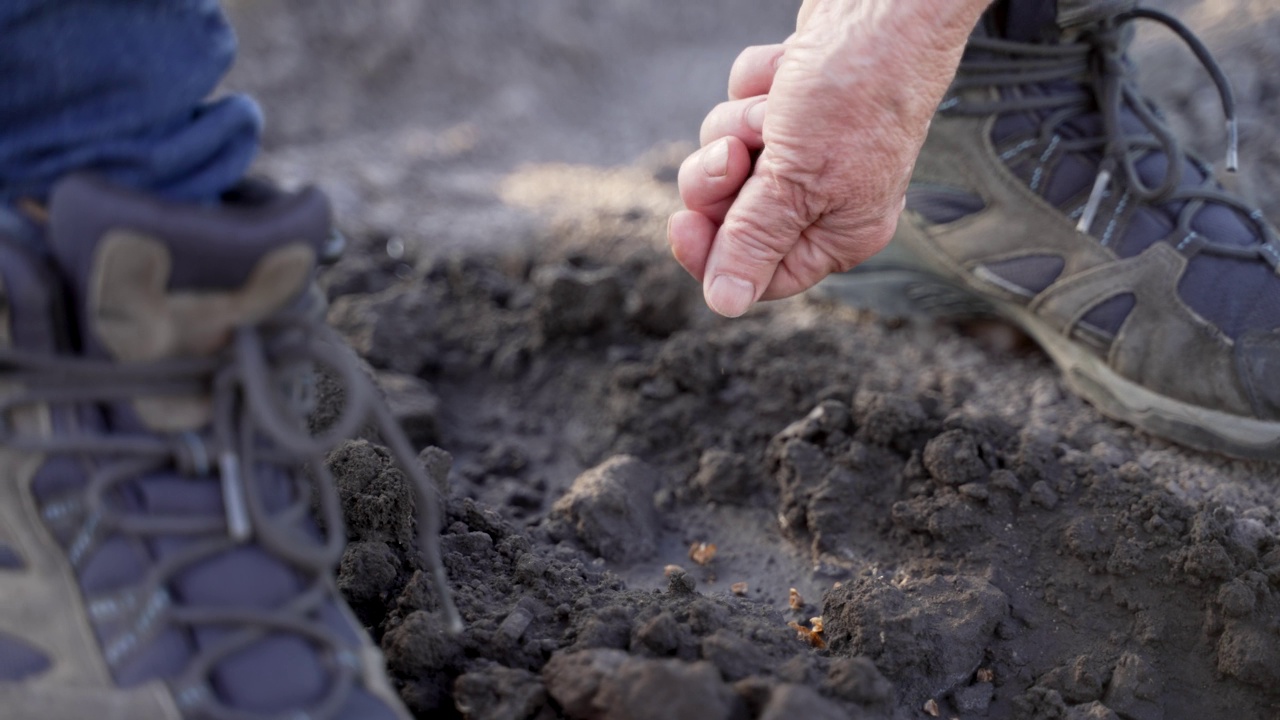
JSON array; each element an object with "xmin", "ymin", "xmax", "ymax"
[{"xmin": 671, "ymin": 0, "xmax": 991, "ymax": 317}]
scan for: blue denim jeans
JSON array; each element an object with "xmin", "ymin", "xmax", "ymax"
[{"xmin": 0, "ymin": 0, "xmax": 259, "ymax": 203}]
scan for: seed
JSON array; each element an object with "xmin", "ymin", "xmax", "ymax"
[
  {"xmin": 787, "ymin": 621, "xmax": 826, "ymax": 649},
  {"xmin": 688, "ymin": 542, "xmax": 718, "ymax": 566}
]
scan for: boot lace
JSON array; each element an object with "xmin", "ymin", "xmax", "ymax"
[
  {"xmin": 0, "ymin": 289, "xmax": 461, "ymax": 720},
  {"xmin": 944, "ymin": 8, "xmax": 1280, "ymax": 270}
]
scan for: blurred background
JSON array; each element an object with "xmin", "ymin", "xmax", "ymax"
[
  {"xmin": 224, "ymin": 0, "xmax": 796, "ymax": 160},
  {"xmin": 219, "ymin": 0, "xmax": 1280, "ymax": 256}
]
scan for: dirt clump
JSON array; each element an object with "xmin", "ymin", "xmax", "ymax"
[
  {"xmin": 547, "ymin": 455, "xmax": 662, "ymax": 563},
  {"xmin": 822, "ymin": 574, "xmax": 1008, "ymax": 704}
]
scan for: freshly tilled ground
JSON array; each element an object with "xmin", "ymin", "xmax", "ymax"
[
  {"xmin": 319, "ymin": 223, "xmax": 1280, "ymax": 718},
  {"xmin": 229, "ymin": 1, "xmax": 1280, "ymax": 717}
]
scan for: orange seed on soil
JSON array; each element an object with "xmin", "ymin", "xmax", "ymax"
[
  {"xmin": 787, "ymin": 621, "xmax": 826, "ymax": 649},
  {"xmin": 688, "ymin": 542, "xmax": 718, "ymax": 566}
]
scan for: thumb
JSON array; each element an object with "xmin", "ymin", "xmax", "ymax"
[{"xmin": 702, "ymin": 154, "xmax": 815, "ymax": 317}]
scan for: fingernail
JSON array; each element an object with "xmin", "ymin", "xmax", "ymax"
[
  {"xmin": 702, "ymin": 139, "xmax": 729, "ymax": 178},
  {"xmin": 746, "ymin": 101, "xmax": 767, "ymax": 133},
  {"xmin": 707, "ymin": 274, "xmax": 756, "ymax": 318}
]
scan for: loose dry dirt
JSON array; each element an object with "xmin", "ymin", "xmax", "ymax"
[{"xmin": 226, "ymin": 2, "xmax": 1280, "ymax": 718}]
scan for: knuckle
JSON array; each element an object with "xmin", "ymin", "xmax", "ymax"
[
  {"xmin": 759, "ymin": 155, "xmax": 830, "ymax": 222},
  {"xmin": 827, "ymin": 214, "xmax": 901, "ymax": 272},
  {"xmin": 766, "ymin": 145, "xmax": 829, "ymax": 187},
  {"xmin": 721, "ymin": 213, "xmax": 791, "ymax": 266}
]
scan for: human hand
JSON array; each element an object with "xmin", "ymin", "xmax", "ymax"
[{"xmin": 670, "ymin": 0, "xmax": 990, "ymax": 317}]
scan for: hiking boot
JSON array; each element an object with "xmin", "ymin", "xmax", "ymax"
[
  {"xmin": 821, "ymin": 0, "xmax": 1280, "ymax": 460},
  {"xmin": 0, "ymin": 175, "xmax": 459, "ymax": 718}
]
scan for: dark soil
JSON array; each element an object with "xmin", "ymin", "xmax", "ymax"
[
  {"xmin": 225, "ymin": 1, "xmax": 1280, "ymax": 718},
  {"xmin": 315, "ymin": 216, "xmax": 1280, "ymax": 719}
]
